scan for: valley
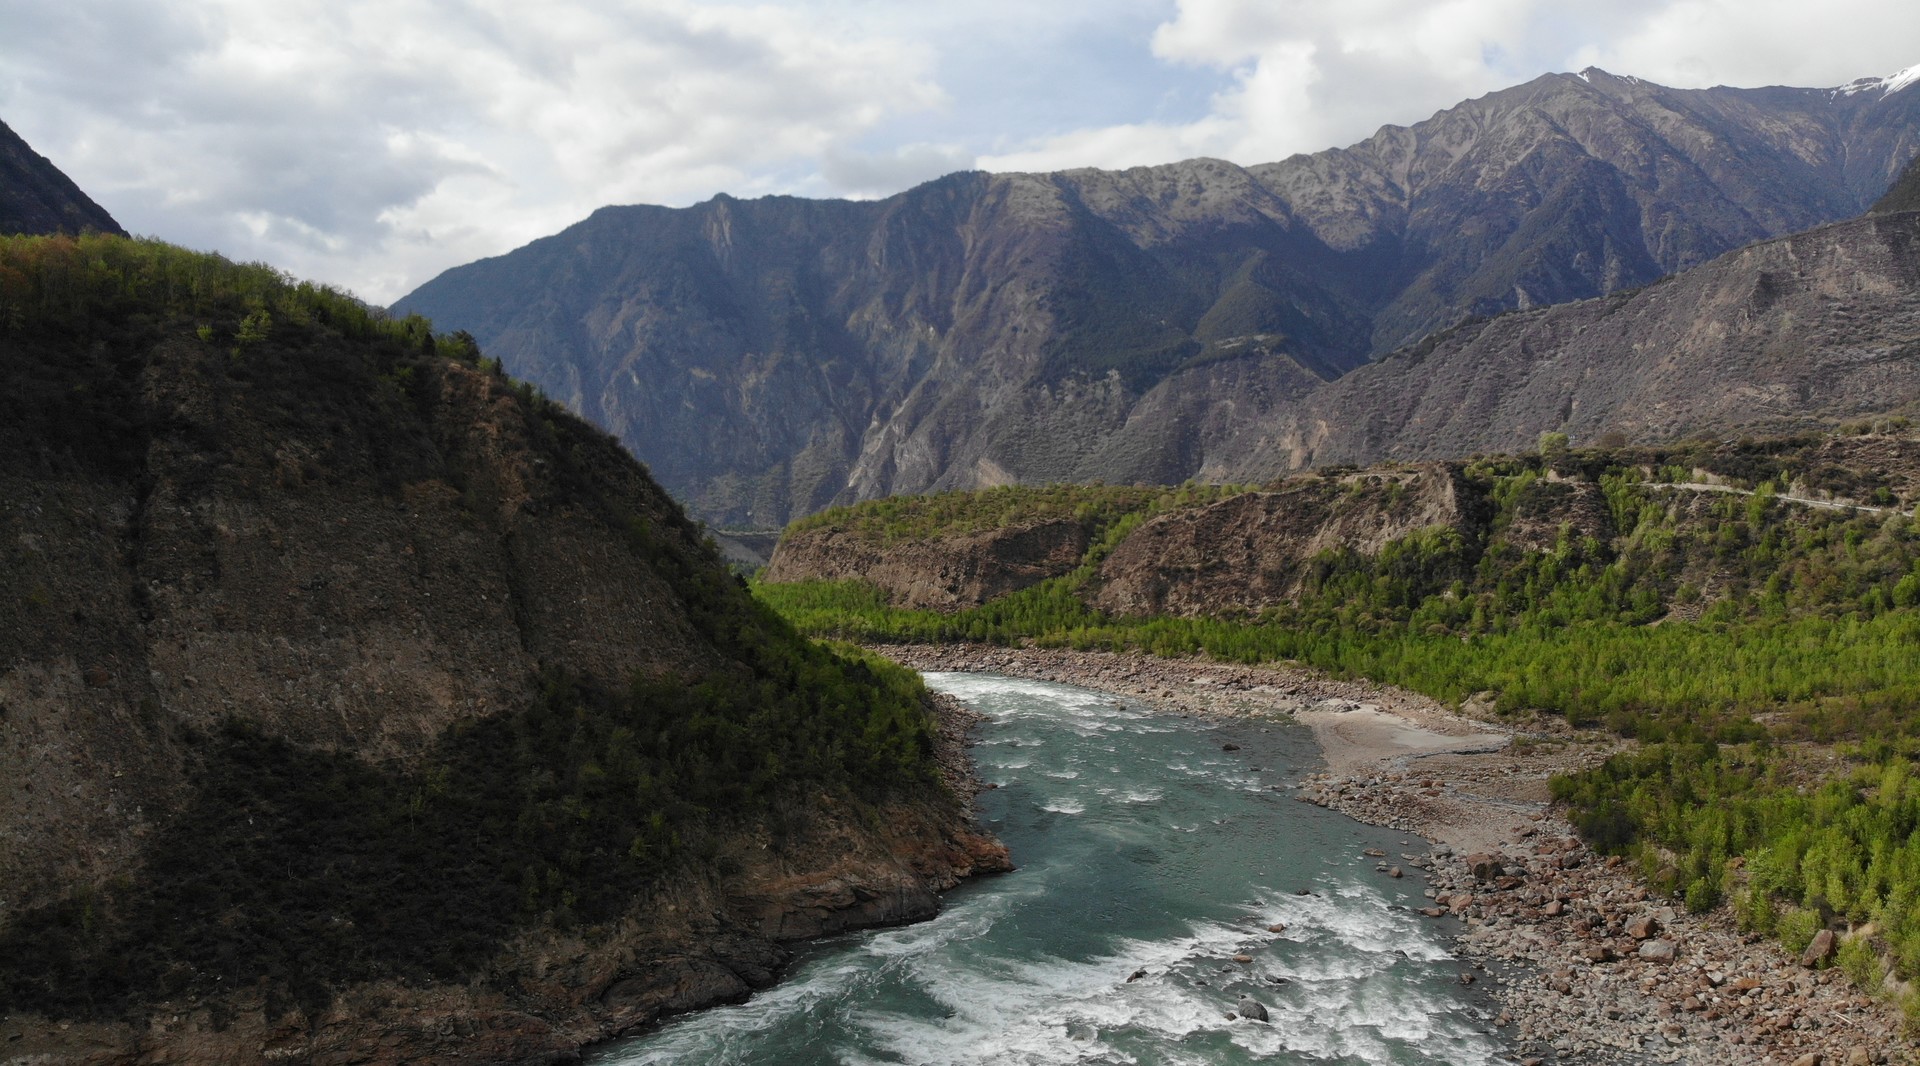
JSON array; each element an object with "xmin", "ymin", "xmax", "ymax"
[{"xmin": 6, "ymin": 51, "xmax": 1920, "ymax": 1066}]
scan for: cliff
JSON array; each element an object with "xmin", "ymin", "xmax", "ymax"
[{"xmin": 0, "ymin": 236, "xmax": 1005, "ymax": 1065}]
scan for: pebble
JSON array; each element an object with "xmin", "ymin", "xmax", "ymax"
[{"xmin": 881, "ymin": 643, "xmax": 1915, "ymax": 1066}]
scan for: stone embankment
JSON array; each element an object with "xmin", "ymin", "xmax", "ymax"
[{"xmin": 879, "ymin": 643, "xmax": 1916, "ymax": 1066}]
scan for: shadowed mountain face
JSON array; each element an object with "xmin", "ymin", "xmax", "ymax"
[
  {"xmin": 396, "ymin": 69, "xmax": 1920, "ymax": 526},
  {"xmin": 0, "ymin": 119, "xmax": 124, "ymax": 237},
  {"xmin": 0, "ymin": 237, "xmax": 1004, "ymax": 1065}
]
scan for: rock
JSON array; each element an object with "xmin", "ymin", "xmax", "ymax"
[
  {"xmin": 1126, "ymin": 969, "xmax": 1146, "ymax": 983},
  {"xmin": 1626, "ymin": 915, "xmax": 1658, "ymax": 940},
  {"xmin": 1637, "ymin": 939, "xmax": 1678, "ymax": 963},
  {"xmin": 83, "ymin": 665, "xmax": 112, "ymax": 688},
  {"xmin": 1236, "ymin": 997, "xmax": 1269, "ymax": 1023},
  {"xmin": 1791, "ymin": 1054, "xmax": 1823, "ymax": 1066},
  {"xmin": 1266, "ymin": 923, "xmax": 1287, "ymax": 933},
  {"xmin": 1802, "ymin": 929, "xmax": 1837, "ymax": 968},
  {"xmin": 1467, "ymin": 853, "xmax": 1505, "ymax": 880},
  {"xmin": 1387, "ymin": 866, "xmax": 1403, "ymax": 878},
  {"xmin": 1542, "ymin": 900, "xmax": 1563, "ymax": 916},
  {"xmin": 1232, "ymin": 954, "xmax": 1253, "ymax": 964},
  {"xmin": 1222, "ymin": 743, "xmax": 1241, "ymax": 752},
  {"xmin": 1846, "ymin": 1049, "xmax": 1873, "ymax": 1066}
]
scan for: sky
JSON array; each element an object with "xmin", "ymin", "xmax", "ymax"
[{"xmin": 4, "ymin": 0, "xmax": 1918, "ymax": 305}]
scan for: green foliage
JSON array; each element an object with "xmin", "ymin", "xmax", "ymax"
[
  {"xmin": 785, "ymin": 482, "xmax": 1249, "ymax": 545},
  {"xmin": 760, "ymin": 451, "xmax": 1920, "ymax": 1001},
  {"xmin": 0, "ymin": 233, "xmax": 943, "ymax": 1023}
]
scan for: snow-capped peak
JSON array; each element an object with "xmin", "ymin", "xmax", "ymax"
[{"xmin": 1834, "ymin": 63, "xmax": 1920, "ymax": 98}]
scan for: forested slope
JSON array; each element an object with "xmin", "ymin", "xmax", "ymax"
[{"xmin": 0, "ymin": 235, "xmax": 1003, "ymax": 1065}]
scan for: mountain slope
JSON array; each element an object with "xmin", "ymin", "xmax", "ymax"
[
  {"xmin": 1220, "ymin": 208, "xmax": 1920, "ymax": 480},
  {"xmin": 0, "ymin": 235, "xmax": 1003, "ymax": 1064},
  {"xmin": 396, "ymin": 68, "xmax": 1920, "ymax": 525},
  {"xmin": 1876, "ymin": 152, "xmax": 1920, "ymax": 213},
  {"xmin": 0, "ymin": 119, "xmax": 124, "ymax": 236}
]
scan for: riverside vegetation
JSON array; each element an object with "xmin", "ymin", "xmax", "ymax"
[
  {"xmin": 0, "ymin": 234, "xmax": 951, "ymax": 1040},
  {"xmin": 757, "ymin": 435, "xmax": 1920, "ymax": 1023}
]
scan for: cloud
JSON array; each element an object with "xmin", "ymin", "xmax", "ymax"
[
  {"xmin": 2, "ymin": 0, "xmax": 1913, "ymax": 303},
  {"xmin": 978, "ymin": 0, "xmax": 1919, "ymax": 174},
  {"xmin": 1, "ymin": 0, "xmax": 947, "ymax": 302},
  {"xmin": 1570, "ymin": 0, "xmax": 1920, "ymax": 89},
  {"xmin": 821, "ymin": 143, "xmax": 978, "ymax": 199}
]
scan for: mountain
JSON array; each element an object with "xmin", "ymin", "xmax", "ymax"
[
  {"xmin": 1219, "ymin": 206, "xmax": 1920, "ymax": 480},
  {"xmin": 396, "ymin": 68, "xmax": 1920, "ymax": 527},
  {"xmin": 0, "ymin": 119, "xmax": 124, "ymax": 236},
  {"xmin": 1876, "ymin": 152, "xmax": 1920, "ymax": 213},
  {"xmin": 0, "ymin": 235, "xmax": 1004, "ymax": 1064}
]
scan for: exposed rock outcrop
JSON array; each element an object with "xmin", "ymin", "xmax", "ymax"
[
  {"xmin": 764, "ymin": 518, "xmax": 1090, "ymax": 610},
  {"xmin": 1091, "ymin": 465, "xmax": 1478, "ymax": 617}
]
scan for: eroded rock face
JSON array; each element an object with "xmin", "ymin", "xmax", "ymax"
[
  {"xmin": 1231, "ymin": 211, "xmax": 1920, "ymax": 481},
  {"xmin": 1091, "ymin": 465, "xmax": 1477, "ymax": 617},
  {"xmin": 764, "ymin": 518, "xmax": 1090, "ymax": 610}
]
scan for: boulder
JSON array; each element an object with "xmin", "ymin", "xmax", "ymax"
[
  {"xmin": 1801, "ymin": 929, "xmax": 1837, "ymax": 968},
  {"xmin": 1636, "ymin": 939, "xmax": 1677, "ymax": 962},
  {"xmin": 1236, "ymin": 997, "xmax": 1269, "ymax": 1023}
]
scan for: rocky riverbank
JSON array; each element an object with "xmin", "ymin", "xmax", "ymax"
[{"xmin": 877, "ymin": 643, "xmax": 1916, "ymax": 1066}]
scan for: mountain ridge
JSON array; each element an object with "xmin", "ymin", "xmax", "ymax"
[{"xmin": 396, "ymin": 68, "xmax": 1920, "ymax": 526}]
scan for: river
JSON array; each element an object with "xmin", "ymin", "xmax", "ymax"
[{"xmin": 592, "ymin": 672, "xmax": 1509, "ymax": 1065}]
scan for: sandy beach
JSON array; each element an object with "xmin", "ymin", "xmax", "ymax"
[{"xmin": 881, "ymin": 643, "xmax": 1914, "ymax": 1066}]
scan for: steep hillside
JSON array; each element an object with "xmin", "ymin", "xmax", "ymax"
[
  {"xmin": 396, "ymin": 69, "xmax": 1920, "ymax": 526},
  {"xmin": 1877, "ymin": 153, "xmax": 1920, "ymax": 213},
  {"xmin": 0, "ymin": 236, "xmax": 1004, "ymax": 1065},
  {"xmin": 0, "ymin": 119, "xmax": 124, "ymax": 236},
  {"xmin": 1223, "ymin": 209, "xmax": 1920, "ymax": 480}
]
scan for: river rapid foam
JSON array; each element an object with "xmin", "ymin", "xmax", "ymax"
[{"xmin": 593, "ymin": 673, "xmax": 1508, "ymax": 1065}]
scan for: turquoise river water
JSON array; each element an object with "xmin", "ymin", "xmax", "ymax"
[{"xmin": 592, "ymin": 672, "xmax": 1510, "ymax": 1065}]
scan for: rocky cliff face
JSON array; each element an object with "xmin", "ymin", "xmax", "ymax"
[
  {"xmin": 1089, "ymin": 466, "xmax": 1479, "ymax": 617},
  {"xmin": 0, "ymin": 239, "xmax": 1005, "ymax": 1065},
  {"xmin": 765, "ymin": 518, "xmax": 1090, "ymax": 611},
  {"xmin": 395, "ymin": 69, "xmax": 1920, "ymax": 526},
  {"xmin": 1222, "ymin": 210, "xmax": 1920, "ymax": 480},
  {"xmin": 0, "ymin": 118, "xmax": 124, "ymax": 236}
]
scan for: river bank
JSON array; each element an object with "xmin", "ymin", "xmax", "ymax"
[{"xmin": 880, "ymin": 643, "xmax": 1914, "ymax": 1066}]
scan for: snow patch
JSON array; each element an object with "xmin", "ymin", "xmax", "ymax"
[{"xmin": 1832, "ymin": 63, "xmax": 1920, "ymax": 98}]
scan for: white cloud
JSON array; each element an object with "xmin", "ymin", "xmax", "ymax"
[
  {"xmin": 2, "ymin": 0, "xmax": 1913, "ymax": 303},
  {"xmin": 1570, "ymin": 0, "xmax": 1920, "ymax": 89},
  {"xmin": 1, "ymin": 0, "xmax": 945, "ymax": 302},
  {"xmin": 979, "ymin": 0, "xmax": 1919, "ymax": 174}
]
